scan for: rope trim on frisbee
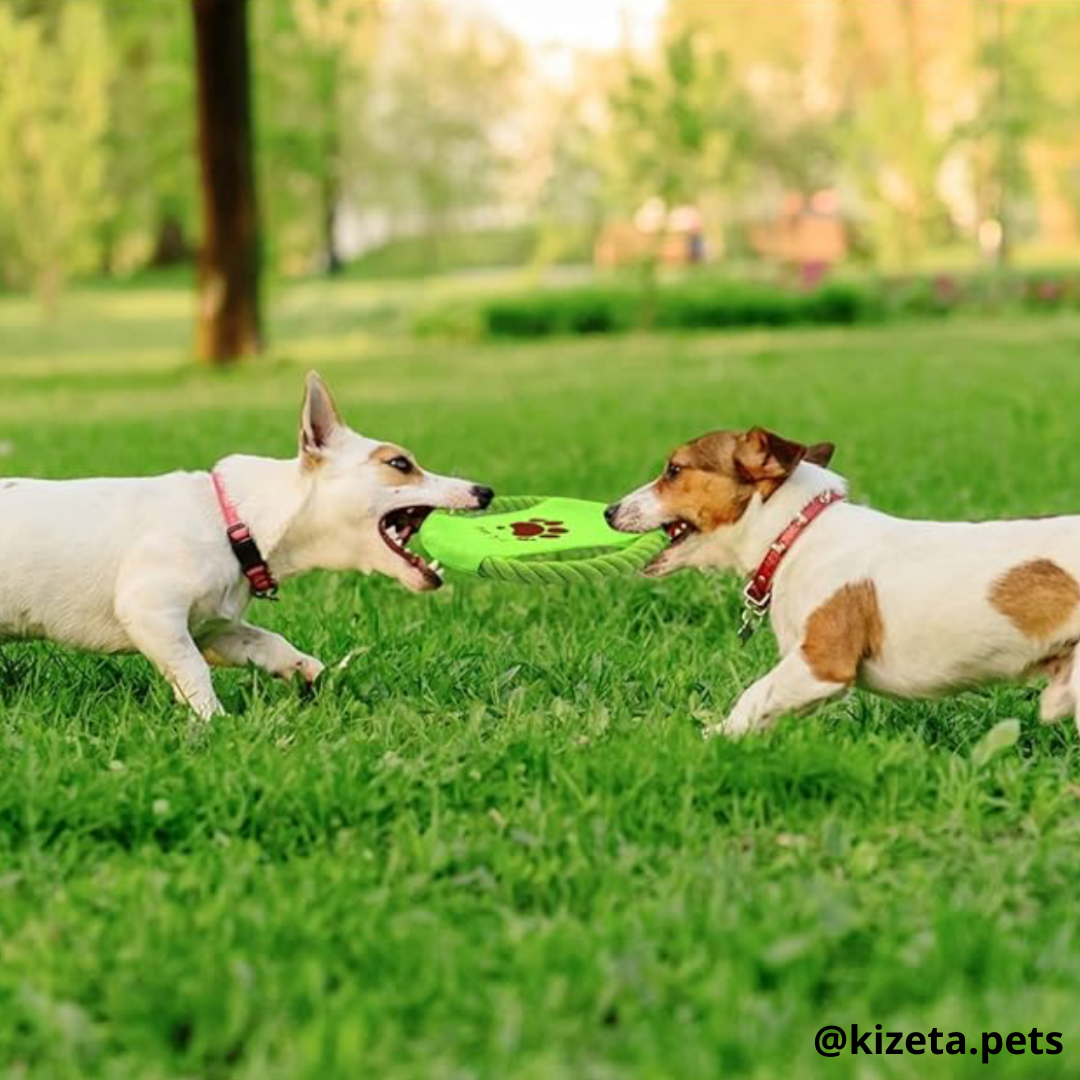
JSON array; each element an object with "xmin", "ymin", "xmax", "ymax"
[{"xmin": 446, "ymin": 495, "xmax": 668, "ymax": 585}]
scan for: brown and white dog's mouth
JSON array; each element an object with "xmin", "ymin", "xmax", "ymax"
[
  {"xmin": 664, "ymin": 519, "xmax": 696, "ymax": 546},
  {"xmin": 378, "ymin": 506, "xmax": 443, "ymax": 587},
  {"xmin": 641, "ymin": 518, "xmax": 699, "ymax": 576}
]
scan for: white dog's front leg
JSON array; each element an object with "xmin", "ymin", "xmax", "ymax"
[
  {"xmin": 201, "ymin": 623, "xmax": 325, "ymax": 685},
  {"xmin": 705, "ymin": 652, "xmax": 846, "ymax": 740},
  {"xmin": 115, "ymin": 597, "xmax": 223, "ymax": 721}
]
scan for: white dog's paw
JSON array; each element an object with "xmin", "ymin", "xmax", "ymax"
[
  {"xmin": 172, "ymin": 682, "xmax": 225, "ymax": 722},
  {"xmin": 702, "ymin": 714, "xmax": 756, "ymax": 741},
  {"xmin": 188, "ymin": 696, "xmax": 226, "ymax": 724}
]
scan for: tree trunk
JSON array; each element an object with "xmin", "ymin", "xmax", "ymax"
[
  {"xmin": 320, "ymin": 74, "xmax": 343, "ymax": 275},
  {"xmin": 190, "ymin": 0, "xmax": 261, "ymax": 362},
  {"xmin": 150, "ymin": 214, "xmax": 192, "ymax": 268}
]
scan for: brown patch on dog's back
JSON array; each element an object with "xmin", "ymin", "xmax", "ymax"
[
  {"xmin": 990, "ymin": 559, "xmax": 1080, "ymax": 639},
  {"xmin": 802, "ymin": 581, "xmax": 884, "ymax": 685}
]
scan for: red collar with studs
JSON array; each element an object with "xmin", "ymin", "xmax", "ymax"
[
  {"xmin": 739, "ymin": 489, "xmax": 845, "ymax": 641},
  {"xmin": 211, "ymin": 471, "xmax": 279, "ymax": 600}
]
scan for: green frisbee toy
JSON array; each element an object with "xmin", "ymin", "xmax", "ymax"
[{"xmin": 418, "ymin": 496, "xmax": 668, "ymax": 585}]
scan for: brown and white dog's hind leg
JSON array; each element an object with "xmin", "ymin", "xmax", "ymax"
[
  {"xmin": 201, "ymin": 623, "xmax": 325, "ymax": 686},
  {"xmin": 1058, "ymin": 644, "xmax": 1080, "ymax": 741},
  {"xmin": 1038, "ymin": 650, "xmax": 1074, "ymax": 723},
  {"xmin": 706, "ymin": 651, "xmax": 847, "ymax": 739}
]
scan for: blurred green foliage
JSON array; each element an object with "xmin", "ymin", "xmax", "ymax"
[
  {"xmin": 3, "ymin": 0, "xmax": 1080, "ymax": 311},
  {"xmin": 414, "ymin": 267, "xmax": 1080, "ymax": 340},
  {"xmin": 0, "ymin": 0, "xmax": 523, "ymax": 299},
  {"xmin": 346, "ymin": 224, "xmax": 593, "ymax": 280}
]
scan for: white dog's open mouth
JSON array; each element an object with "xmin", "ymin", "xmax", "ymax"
[{"xmin": 379, "ymin": 506, "xmax": 443, "ymax": 585}]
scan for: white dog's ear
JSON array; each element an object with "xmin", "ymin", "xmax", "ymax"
[{"xmin": 300, "ymin": 371, "xmax": 342, "ymax": 464}]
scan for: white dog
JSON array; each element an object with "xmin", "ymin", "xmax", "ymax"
[
  {"xmin": 0, "ymin": 373, "xmax": 493, "ymax": 720},
  {"xmin": 608, "ymin": 427, "xmax": 1080, "ymax": 739}
]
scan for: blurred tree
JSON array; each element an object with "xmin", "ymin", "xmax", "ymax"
[
  {"xmin": 665, "ymin": 0, "xmax": 808, "ymax": 83},
  {"xmin": 600, "ymin": 29, "xmax": 741, "ymax": 282},
  {"xmin": 255, "ymin": 0, "xmax": 385, "ymax": 275},
  {"xmin": 655, "ymin": 2, "xmax": 838, "ymax": 254},
  {"xmin": 0, "ymin": 0, "xmax": 110, "ymax": 305},
  {"xmin": 831, "ymin": 0, "xmax": 961, "ymax": 267},
  {"xmin": 353, "ymin": 0, "xmax": 523, "ymax": 263},
  {"xmin": 958, "ymin": 0, "xmax": 1044, "ymax": 266},
  {"xmin": 607, "ymin": 34, "xmax": 729, "ymax": 212},
  {"xmin": 1020, "ymin": 1, "xmax": 1080, "ymax": 250},
  {"xmin": 191, "ymin": 0, "xmax": 261, "ymax": 362},
  {"xmin": 663, "ymin": 0, "xmax": 1038, "ymax": 268},
  {"xmin": 98, "ymin": 0, "xmax": 196, "ymax": 276},
  {"xmin": 529, "ymin": 70, "xmax": 614, "ymax": 270}
]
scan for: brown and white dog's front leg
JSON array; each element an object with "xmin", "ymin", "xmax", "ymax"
[
  {"xmin": 201, "ymin": 623, "xmax": 325, "ymax": 685},
  {"xmin": 705, "ymin": 652, "xmax": 847, "ymax": 739},
  {"xmin": 707, "ymin": 581, "xmax": 884, "ymax": 739}
]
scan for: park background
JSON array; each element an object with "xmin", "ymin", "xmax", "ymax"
[{"xmin": 4, "ymin": 2, "xmax": 1080, "ymax": 1079}]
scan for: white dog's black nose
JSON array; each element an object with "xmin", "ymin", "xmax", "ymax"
[
  {"xmin": 604, "ymin": 503, "xmax": 620, "ymax": 526},
  {"xmin": 473, "ymin": 485, "xmax": 495, "ymax": 509}
]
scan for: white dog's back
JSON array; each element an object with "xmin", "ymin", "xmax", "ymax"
[{"xmin": 0, "ymin": 473, "xmax": 221, "ymax": 650}]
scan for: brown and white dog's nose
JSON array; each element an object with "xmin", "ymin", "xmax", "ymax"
[
  {"xmin": 472, "ymin": 485, "xmax": 495, "ymax": 509},
  {"xmin": 604, "ymin": 502, "xmax": 620, "ymax": 527}
]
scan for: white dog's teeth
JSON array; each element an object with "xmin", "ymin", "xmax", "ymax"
[{"xmin": 430, "ymin": 560, "xmax": 442, "ymax": 573}]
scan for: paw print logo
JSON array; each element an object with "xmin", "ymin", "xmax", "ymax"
[{"xmin": 499, "ymin": 518, "xmax": 570, "ymax": 541}]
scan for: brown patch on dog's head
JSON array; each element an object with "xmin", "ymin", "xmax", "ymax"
[
  {"xmin": 656, "ymin": 427, "xmax": 822, "ymax": 531},
  {"xmin": 655, "ymin": 431, "xmax": 752, "ymax": 532},
  {"xmin": 369, "ymin": 443, "xmax": 423, "ymax": 485},
  {"xmin": 802, "ymin": 580, "xmax": 884, "ymax": 685},
  {"xmin": 990, "ymin": 559, "xmax": 1080, "ymax": 640}
]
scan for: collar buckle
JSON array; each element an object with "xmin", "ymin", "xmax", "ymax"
[
  {"xmin": 212, "ymin": 470, "xmax": 280, "ymax": 601},
  {"xmin": 738, "ymin": 489, "xmax": 845, "ymax": 645},
  {"xmin": 739, "ymin": 580, "xmax": 771, "ymax": 642}
]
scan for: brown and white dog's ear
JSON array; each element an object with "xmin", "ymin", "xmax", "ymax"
[
  {"xmin": 300, "ymin": 371, "xmax": 342, "ymax": 464},
  {"xmin": 805, "ymin": 441, "xmax": 836, "ymax": 467},
  {"xmin": 734, "ymin": 427, "xmax": 808, "ymax": 484}
]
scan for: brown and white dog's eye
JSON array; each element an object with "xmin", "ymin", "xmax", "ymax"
[
  {"xmin": 387, "ymin": 456, "xmax": 413, "ymax": 474},
  {"xmin": 665, "ymin": 462, "xmax": 683, "ymax": 481}
]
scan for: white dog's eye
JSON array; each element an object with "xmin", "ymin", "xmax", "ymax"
[
  {"xmin": 666, "ymin": 462, "xmax": 683, "ymax": 480},
  {"xmin": 388, "ymin": 456, "xmax": 413, "ymax": 474}
]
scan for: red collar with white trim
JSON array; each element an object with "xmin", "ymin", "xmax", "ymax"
[
  {"xmin": 739, "ymin": 489, "xmax": 845, "ymax": 642},
  {"xmin": 211, "ymin": 471, "xmax": 278, "ymax": 600}
]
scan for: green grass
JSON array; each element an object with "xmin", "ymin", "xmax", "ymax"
[{"xmin": 4, "ymin": 282, "xmax": 1080, "ymax": 1079}]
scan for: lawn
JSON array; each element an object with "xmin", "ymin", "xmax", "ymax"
[{"xmin": 3, "ymin": 282, "xmax": 1080, "ymax": 1079}]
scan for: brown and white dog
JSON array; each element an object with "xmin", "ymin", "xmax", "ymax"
[{"xmin": 607, "ymin": 428, "xmax": 1080, "ymax": 739}]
